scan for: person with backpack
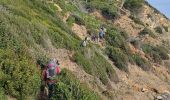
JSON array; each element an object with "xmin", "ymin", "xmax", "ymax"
[
  {"xmin": 80, "ymin": 37, "xmax": 88, "ymax": 47},
  {"xmin": 42, "ymin": 58, "xmax": 61, "ymax": 99},
  {"xmin": 99, "ymin": 25, "xmax": 106, "ymax": 40},
  {"xmin": 99, "ymin": 28, "xmax": 104, "ymax": 40}
]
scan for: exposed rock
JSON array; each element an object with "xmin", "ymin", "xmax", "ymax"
[
  {"xmin": 155, "ymin": 96, "xmax": 163, "ymax": 100},
  {"xmin": 72, "ymin": 23, "xmax": 87, "ymax": 39},
  {"xmin": 141, "ymin": 87, "xmax": 148, "ymax": 92}
]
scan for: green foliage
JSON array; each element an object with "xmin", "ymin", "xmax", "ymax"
[
  {"xmin": 73, "ymin": 48, "xmax": 116, "ymax": 85},
  {"xmin": 142, "ymin": 44, "xmax": 169, "ymax": 63},
  {"xmin": 124, "ymin": 0, "xmax": 144, "ymax": 10},
  {"xmin": 0, "ymin": 0, "xmax": 81, "ymax": 99},
  {"xmin": 52, "ymin": 69, "xmax": 100, "ymax": 100},
  {"xmin": 106, "ymin": 28, "xmax": 131, "ymax": 55},
  {"xmin": 163, "ymin": 25, "xmax": 169, "ymax": 32},
  {"xmin": 87, "ymin": 0, "xmax": 118, "ymax": 19},
  {"xmin": 56, "ymin": 0, "xmax": 80, "ymax": 14},
  {"xmin": 67, "ymin": 16, "xmax": 76, "ymax": 27},
  {"xmin": 83, "ymin": 14, "xmax": 102, "ymax": 35},
  {"xmin": 132, "ymin": 54, "xmax": 151, "ymax": 71},
  {"xmin": 73, "ymin": 14, "xmax": 86, "ymax": 25},
  {"xmin": 0, "ymin": 88, "xmax": 7, "ymax": 100},
  {"xmin": 0, "ymin": 49, "xmax": 41, "ymax": 100},
  {"xmin": 139, "ymin": 28, "xmax": 156, "ymax": 38},
  {"xmin": 106, "ymin": 47, "xmax": 128, "ymax": 72},
  {"xmin": 129, "ymin": 15, "xmax": 144, "ymax": 26},
  {"xmin": 154, "ymin": 26, "xmax": 163, "ymax": 34},
  {"xmin": 120, "ymin": 31, "xmax": 129, "ymax": 40}
]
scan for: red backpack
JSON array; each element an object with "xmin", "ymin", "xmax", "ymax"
[{"xmin": 46, "ymin": 60, "xmax": 60, "ymax": 80}]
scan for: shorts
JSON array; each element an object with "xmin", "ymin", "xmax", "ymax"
[{"xmin": 47, "ymin": 83, "xmax": 55, "ymax": 91}]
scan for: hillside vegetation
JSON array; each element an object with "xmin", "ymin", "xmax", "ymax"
[{"xmin": 0, "ymin": 0, "xmax": 170, "ymax": 100}]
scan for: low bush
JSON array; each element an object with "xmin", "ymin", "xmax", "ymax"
[
  {"xmin": 139, "ymin": 28, "xmax": 156, "ymax": 38},
  {"xmin": 66, "ymin": 16, "xmax": 75, "ymax": 27},
  {"xmin": 106, "ymin": 28, "xmax": 131, "ymax": 55},
  {"xmin": 163, "ymin": 25, "xmax": 169, "ymax": 32},
  {"xmin": 106, "ymin": 47, "xmax": 129, "ymax": 72},
  {"xmin": 0, "ymin": 87, "xmax": 6, "ymax": 100},
  {"xmin": 73, "ymin": 14, "xmax": 85, "ymax": 25},
  {"xmin": 120, "ymin": 31, "xmax": 129, "ymax": 40},
  {"xmin": 132, "ymin": 54, "xmax": 151, "ymax": 71},
  {"xmin": 87, "ymin": 1, "xmax": 118, "ymax": 19},
  {"xmin": 142, "ymin": 44, "xmax": 169, "ymax": 63},
  {"xmin": 124, "ymin": 0, "xmax": 144, "ymax": 11},
  {"xmin": 129, "ymin": 15, "xmax": 144, "ymax": 26},
  {"xmin": 73, "ymin": 48, "xmax": 116, "ymax": 85},
  {"xmin": 154, "ymin": 26, "xmax": 163, "ymax": 34},
  {"xmin": 52, "ymin": 69, "xmax": 100, "ymax": 100},
  {"xmin": 0, "ymin": 49, "xmax": 41, "ymax": 100}
]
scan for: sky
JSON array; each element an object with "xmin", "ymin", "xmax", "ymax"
[{"xmin": 147, "ymin": 0, "xmax": 170, "ymax": 19}]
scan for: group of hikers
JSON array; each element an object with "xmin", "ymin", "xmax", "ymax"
[
  {"xmin": 37, "ymin": 25, "xmax": 106, "ymax": 99},
  {"xmin": 81, "ymin": 25, "xmax": 106, "ymax": 47},
  {"xmin": 37, "ymin": 58, "xmax": 61, "ymax": 100}
]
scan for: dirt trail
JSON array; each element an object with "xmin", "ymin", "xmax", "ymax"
[
  {"xmin": 7, "ymin": 96, "xmax": 16, "ymax": 100},
  {"xmin": 44, "ymin": 38, "xmax": 108, "ymax": 99},
  {"xmin": 72, "ymin": 23, "xmax": 87, "ymax": 40},
  {"xmin": 114, "ymin": 15, "xmax": 144, "ymax": 37}
]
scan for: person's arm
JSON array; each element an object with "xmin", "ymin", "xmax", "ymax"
[{"xmin": 42, "ymin": 69, "xmax": 47, "ymax": 81}]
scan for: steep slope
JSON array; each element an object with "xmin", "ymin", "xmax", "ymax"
[{"xmin": 1, "ymin": 0, "xmax": 170, "ymax": 100}]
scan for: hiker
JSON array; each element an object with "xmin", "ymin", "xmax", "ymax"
[
  {"xmin": 91, "ymin": 34, "xmax": 98, "ymax": 43},
  {"xmin": 81, "ymin": 37, "xmax": 88, "ymax": 47},
  {"xmin": 42, "ymin": 58, "xmax": 61, "ymax": 99},
  {"xmin": 99, "ymin": 26, "xmax": 106, "ymax": 40}
]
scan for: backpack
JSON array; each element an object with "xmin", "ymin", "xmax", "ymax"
[
  {"xmin": 81, "ymin": 40, "xmax": 87, "ymax": 47},
  {"xmin": 46, "ymin": 60, "xmax": 58, "ymax": 80}
]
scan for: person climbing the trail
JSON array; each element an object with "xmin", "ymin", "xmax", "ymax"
[
  {"xmin": 42, "ymin": 58, "xmax": 61, "ymax": 99},
  {"xmin": 99, "ymin": 25, "xmax": 106, "ymax": 40},
  {"xmin": 91, "ymin": 33, "xmax": 99, "ymax": 43},
  {"xmin": 80, "ymin": 36, "xmax": 88, "ymax": 47}
]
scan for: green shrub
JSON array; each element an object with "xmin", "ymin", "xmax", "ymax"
[
  {"xmin": 0, "ymin": 49, "xmax": 41, "ymax": 99},
  {"xmin": 73, "ymin": 14, "xmax": 85, "ymax": 25},
  {"xmin": 142, "ymin": 44, "xmax": 169, "ymax": 63},
  {"xmin": 56, "ymin": 0, "xmax": 79, "ymax": 13},
  {"xmin": 129, "ymin": 15, "xmax": 144, "ymax": 26},
  {"xmin": 87, "ymin": 1, "xmax": 118, "ymax": 19},
  {"xmin": 106, "ymin": 28, "xmax": 131, "ymax": 55},
  {"xmin": 83, "ymin": 14, "xmax": 102, "ymax": 35},
  {"xmin": 124, "ymin": 0, "xmax": 144, "ymax": 10},
  {"xmin": 0, "ymin": 87, "xmax": 7, "ymax": 100},
  {"xmin": 66, "ymin": 16, "xmax": 75, "ymax": 27},
  {"xmin": 153, "ymin": 46, "xmax": 169, "ymax": 60},
  {"xmin": 139, "ymin": 28, "xmax": 156, "ymax": 38},
  {"xmin": 132, "ymin": 54, "xmax": 151, "ymax": 71},
  {"xmin": 52, "ymin": 69, "xmax": 100, "ymax": 100},
  {"xmin": 163, "ymin": 25, "xmax": 169, "ymax": 32},
  {"xmin": 154, "ymin": 26, "xmax": 163, "ymax": 34},
  {"xmin": 73, "ymin": 50, "xmax": 93, "ymax": 75},
  {"xmin": 106, "ymin": 47, "xmax": 128, "ymax": 72},
  {"xmin": 73, "ymin": 48, "xmax": 116, "ymax": 85},
  {"xmin": 120, "ymin": 31, "xmax": 129, "ymax": 40}
]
